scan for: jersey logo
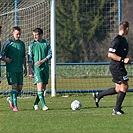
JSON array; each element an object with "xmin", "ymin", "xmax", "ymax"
[
  {"xmin": 124, "ymin": 48, "xmax": 126, "ymax": 51},
  {"xmin": 123, "ymin": 75, "xmax": 128, "ymax": 81},
  {"xmin": 109, "ymin": 48, "xmax": 116, "ymax": 52}
]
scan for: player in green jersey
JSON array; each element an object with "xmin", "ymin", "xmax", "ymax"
[
  {"xmin": 28, "ymin": 28, "xmax": 52, "ymax": 111},
  {"xmin": 0, "ymin": 26, "xmax": 27, "ymax": 111}
]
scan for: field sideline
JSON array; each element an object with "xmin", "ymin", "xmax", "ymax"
[{"xmin": 0, "ymin": 93, "xmax": 133, "ymax": 133}]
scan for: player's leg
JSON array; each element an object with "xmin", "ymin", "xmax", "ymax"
[
  {"xmin": 11, "ymin": 72, "xmax": 24, "ymax": 111},
  {"xmin": 33, "ymin": 91, "xmax": 40, "ymax": 110},
  {"xmin": 17, "ymin": 72, "xmax": 24, "ymax": 97},
  {"xmin": 93, "ymin": 65, "xmax": 118, "ymax": 107},
  {"xmin": 7, "ymin": 86, "xmax": 17, "ymax": 109},
  {"xmin": 6, "ymin": 72, "xmax": 22, "ymax": 110},
  {"xmin": 6, "ymin": 72, "xmax": 18, "ymax": 110},
  {"xmin": 112, "ymin": 82, "xmax": 128, "ymax": 115},
  {"xmin": 33, "ymin": 70, "xmax": 48, "ymax": 110},
  {"xmin": 34, "ymin": 95, "xmax": 40, "ymax": 105},
  {"xmin": 11, "ymin": 84, "xmax": 18, "ymax": 111},
  {"xmin": 17, "ymin": 87, "xmax": 22, "ymax": 97},
  {"xmin": 93, "ymin": 87, "xmax": 117, "ymax": 107},
  {"xmin": 36, "ymin": 82, "xmax": 48, "ymax": 110},
  {"xmin": 112, "ymin": 70, "xmax": 129, "ymax": 115},
  {"xmin": 41, "ymin": 71, "xmax": 49, "ymax": 110},
  {"xmin": 33, "ymin": 71, "xmax": 40, "ymax": 110},
  {"xmin": 42, "ymin": 84, "xmax": 48, "ymax": 110},
  {"xmin": 34, "ymin": 86, "xmax": 47, "ymax": 105}
]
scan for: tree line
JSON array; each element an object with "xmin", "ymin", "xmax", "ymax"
[{"xmin": 55, "ymin": 0, "xmax": 133, "ymax": 63}]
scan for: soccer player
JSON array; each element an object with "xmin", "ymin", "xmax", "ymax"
[
  {"xmin": 0, "ymin": 26, "xmax": 27, "ymax": 111},
  {"xmin": 93, "ymin": 21, "xmax": 130, "ymax": 115},
  {"xmin": 28, "ymin": 28, "xmax": 52, "ymax": 111}
]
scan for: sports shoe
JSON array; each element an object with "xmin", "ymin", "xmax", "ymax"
[
  {"xmin": 119, "ymin": 107, "xmax": 125, "ymax": 114},
  {"xmin": 119, "ymin": 109, "xmax": 125, "ymax": 114},
  {"xmin": 112, "ymin": 109, "xmax": 124, "ymax": 115},
  {"xmin": 92, "ymin": 92, "xmax": 99, "ymax": 107},
  {"xmin": 33, "ymin": 105, "xmax": 40, "ymax": 110},
  {"xmin": 6, "ymin": 97, "xmax": 14, "ymax": 109},
  {"xmin": 43, "ymin": 105, "xmax": 49, "ymax": 111},
  {"xmin": 13, "ymin": 106, "xmax": 18, "ymax": 112}
]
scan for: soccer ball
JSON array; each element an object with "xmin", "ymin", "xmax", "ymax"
[{"xmin": 71, "ymin": 100, "xmax": 82, "ymax": 110}]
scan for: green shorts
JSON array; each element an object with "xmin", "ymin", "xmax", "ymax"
[
  {"xmin": 6, "ymin": 72, "xmax": 23, "ymax": 85},
  {"xmin": 34, "ymin": 68, "xmax": 49, "ymax": 85}
]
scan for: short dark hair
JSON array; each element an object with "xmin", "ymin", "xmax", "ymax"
[
  {"xmin": 33, "ymin": 28, "xmax": 43, "ymax": 35},
  {"xmin": 120, "ymin": 21, "xmax": 129, "ymax": 31},
  {"xmin": 13, "ymin": 26, "xmax": 21, "ymax": 32}
]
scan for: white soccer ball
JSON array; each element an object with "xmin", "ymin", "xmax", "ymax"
[{"xmin": 71, "ymin": 100, "xmax": 82, "ymax": 110}]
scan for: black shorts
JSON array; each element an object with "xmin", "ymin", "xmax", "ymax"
[{"xmin": 109, "ymin": 65, "xmax": 129, "ymax": 84}]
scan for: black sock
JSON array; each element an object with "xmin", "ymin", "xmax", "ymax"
[
  {"xmin": 114, "ymin": 91, "xmax": 126, "ymax": 111},
  {"xmin": 98, "ymin": 87, "xmax": 117, "ymax": 99}
]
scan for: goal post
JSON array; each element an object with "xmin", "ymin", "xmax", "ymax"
[
  {"xmin": 50, "ymin": 0, "xmax": 56, "ymax": 97},
  {"xmin": 118, "ymin": 0, "xmax": 122, "ymax": 25},
  {"xmin": 14, "ymin": 0, "xmax": 19, "ymax": 26}
]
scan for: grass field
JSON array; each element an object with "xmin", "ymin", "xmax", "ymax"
[
  {"xmin": 1, "ymin": 64, "xmax": 133, "ymax": 132},
  {"xmin": 0, "ymin": 93, "xmax": 133, "ymax": 133}
]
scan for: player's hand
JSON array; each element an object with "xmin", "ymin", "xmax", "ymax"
[
  {"xmin": 23, "ymin": 68, "xmax": 27, "ymax": 77},
  {"xmin": 35, "ymin": 61, "xmax": 42, "ymax": 66},
  {"xmin": 29, "ymin": 74, "xmax": 34, "ymax": 78},
  {"xmin": 35, "ymin": 59, "xmax": 46, "ymax": 66},
  {"xmin": 5, "ymin": 58, "xmax": 12, "ymax": 63},
  {"xmin": 124, "ymin": 58, "xmax": 131, "ymax": 64},
  {"xmin": 35, "ymin": 61, "xmax": 40, "ymax": 66},
  {"xmin": 29, "ymin": 70, "xmax": 34, "ymax": 78}
]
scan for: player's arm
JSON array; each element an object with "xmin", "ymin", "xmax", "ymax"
[
  {"xmin": 108, "ymin": 52, "xmax": 130, "ymax": 64},
  {"xmin": 45, "ymin": 42, "xmax": 52, "ymax": 60},
  {"xmin": 28, "ymin": 62, "xmax": 34, "ymax": 78},
  {"xmin": 108, "ymin": 38, "xmax": 130, "ymax": 64},
  {"xmin": 35, "ymin": 58, "xmax": 47, "ymax": 66},
  {"xmin": 23, "ymin": 43, "xmax": 27, "ymax": 77},
  {"xmin": 0, "ymin": 56, "xmax": 11, "ymax": 63},
  {"xmin": 108, "ymin": 52, "xmax": 121, "ymax": 61},
  {"xmin": 0, "ymin": 40, "xmax": 12, "ymax": 63},
  {"xmin": 23, "ymin": 56, "xmax": 27, "ymax": 77},
  {"xmin": 28, "ymin": 42, "xmax": 34, "ymax": 78}
]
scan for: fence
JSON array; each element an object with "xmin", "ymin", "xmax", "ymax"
[{"xmin": 1, "ymin": 62, "xmax": 133, "ymax": 95}]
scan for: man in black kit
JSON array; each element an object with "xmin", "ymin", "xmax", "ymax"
[{"xmin": 93, "ymin": 21, "xmax": 131, "ymax": 115}]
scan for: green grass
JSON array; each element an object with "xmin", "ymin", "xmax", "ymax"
[{"xmin": 0, "ymin": 93, "xmax": 133, "ymax": 133}]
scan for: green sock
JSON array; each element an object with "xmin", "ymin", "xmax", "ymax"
[
  {"xmin": 37, "ymin": 91, "xmax": 45, "ymax": 108},
  {"xmin": 12, "ymin": 88, "xmax": 18, "ymax": 107},
  {"xmin": 10, "ymin": 90, "xmax": 13, "ymax": 102},
  {"xmin": 34, "ymin": 95, "xmax": 40, "ymax": 105}
]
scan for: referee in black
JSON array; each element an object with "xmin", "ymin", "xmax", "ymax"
[{"xmin": 93, "ymin": 21, "xmax": 131, "ymax": 115}]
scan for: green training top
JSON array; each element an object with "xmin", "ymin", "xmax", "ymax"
[
  {"xmin": 28, "ymin": 39, "xmax": 52, "ymax": 71},
  {"xmin": 0, "ymin": 39, "xmax": 26, "ymax": 72}
]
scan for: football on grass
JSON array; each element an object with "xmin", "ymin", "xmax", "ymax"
[{"xmin": 71, "ymin": 100, "xmax": 82, "ymax": 110}]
